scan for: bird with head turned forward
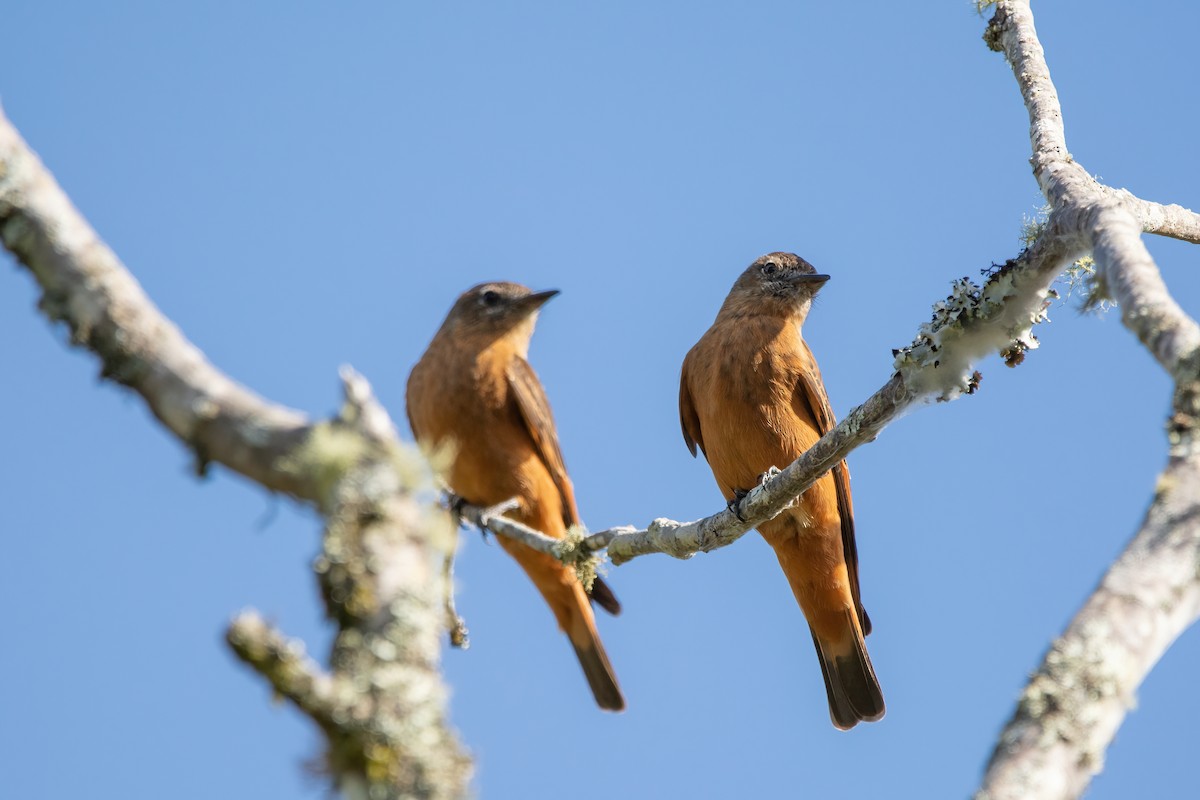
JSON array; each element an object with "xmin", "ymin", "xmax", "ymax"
[
  {"xmin": 406, "ymin": 282, "xmax": 625, "ymax": 711},
  {"xmin": 679, "ymin": 252, "xmax": 884, "ymax": 729}
]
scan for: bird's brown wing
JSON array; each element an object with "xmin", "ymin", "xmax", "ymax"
[
  {"xmin": 403, "ymin": 370, "xmax": 423, "ymax": 443},
  {"xmin": 507, "ymin": 357, "xmax": 621, "ymax": 616},
  {"xmin": 678, "ymin": 355, "xmax": 706, "ymax": 458},
  {"xmin": 507, "ymin": 356, "xmax": 581, "ymax": 526},
  {"xmin": 792, "ymin": 341, "xmax": 871, "ymax": 636}
]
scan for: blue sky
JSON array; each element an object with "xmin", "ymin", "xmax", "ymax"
[{"xmin": 3, "ymin": 2, "xmax": 1198, "ymax": 798}]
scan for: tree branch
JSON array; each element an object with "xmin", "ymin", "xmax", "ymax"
[
  {"xmin": 0, "ymin": 108, "xmax": 315, "ymax": 496},
  {"xmin": 974, "ymin": 4, "xmax": 1200, "ymax": 798},
  {"xmin": 0, "ymin": 106, "xmax": 469, "ymax": 800},
  {"xmin": 977, "ymin": 446, "xmax": 1200, "ymax": 800},
  {"xmin": 462, "ymin": 226, "xmax": 1077, "ymax": 569},
  {"xmin": 1091, "ymin": 205, "xmax": 1200, "ymax": 376},
  {"xmin": 227, "ymin": 612, "xmax": 341, "ymax": 729},
  {"xmin": 1114, "ymin": 189, "xmax": 1200, "ymax": 245}
]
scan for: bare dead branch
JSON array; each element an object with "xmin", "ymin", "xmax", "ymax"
[
  {"xmin": 6, "ymin": 2, "xmax": 1197, "ymax": 796},
  {"xmin": 978, "ymin": 447, "xmax": 1200, "ymax": 800},
  {"xmin": 975, "ymin": 4, "xmax": 1200, "ymax": 799},
  {"xmin": 1091, "ymin": 206, "xmax": 1200, "ymax": 376},
  {"xmin": 0, "ymin": 106, "xmax": 469, "ymax": 800},
  {"xmin": 312, "ymin": 430, "xmax": 471, "ymax": 800},
  {"xmin": 464, "ymin": 225, "xmax": 1077, "ymax": 569},
  {"xmin": 228, "ymin": 611, "xmax": 340, "ymax": 727},
  {"xmin": 465, "ymin": 246, "xmax": 1066, "ymax": 564},
  {"xmin": 1114, "ymin": 189, "xmax": 1200, "ymax": 244},
  {"xmin": 0, "ymin": 108, "xmax": 316, "ymax": 497},
  {"xmin": 441, "ymin": 548, "xmax": 470, "ymax": 650},
  {"xmin": 601, "ymin": 373, "xmax": 913, "ymax": 565}
]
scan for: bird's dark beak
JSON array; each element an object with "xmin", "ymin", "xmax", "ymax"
[
  {"xmin": 792, "ymin": 273, "xmax": 830, "ymax": 285},
  {"xmin": 521, "ymin": 289, "xmax": 560, "ymax": 311}
]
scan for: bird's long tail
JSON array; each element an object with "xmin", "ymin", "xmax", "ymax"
[
  {"xmin": 811, "ymin": 611, "xmax": 885, "ymax": 730},
  {"xmin": 498, "ymin": 537, "xmax": 626, "ymax": 711},
  {"xmin": 763, "ymin": 519, "xmax": 885, "ymax": 729},
  {"xmin": 568, "ymin": 617, "xmax": 625, "ymax": 712}
]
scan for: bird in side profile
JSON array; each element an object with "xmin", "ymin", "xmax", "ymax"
[
  {"xmin": 678, "ymin": 252, "xmax": 884, "ymax": 729},
  {"xmin": 406, "ymin": 282, "xmax": 625, "ymax": 711}
]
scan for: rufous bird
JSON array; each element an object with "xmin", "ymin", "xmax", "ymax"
[
  {"xmin": 406, "ymin": 282, "xmax": 624, "ymax": 711},
  {"xmin": 678, "ymin": 252, "xmax": 884, "ymax": 729}
]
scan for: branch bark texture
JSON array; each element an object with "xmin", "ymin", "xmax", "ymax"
[
  {"xmin": 466, "ymin": 230, "xmax": 1078, "ymax": 572},
  {"xmin": 6, "ymin": 3, "xmax": 1199, "ymax": 797},
  {"xmin": 975, "ymin": 3, "xmax": 1200, "ymax": 799},
  {"xmin": 0, "ymin": 108, "xmax": 469, "ymax": 800}
]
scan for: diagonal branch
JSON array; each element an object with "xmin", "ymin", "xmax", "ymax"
[
  {"xmin": 462, "ymin": 227, "xmax": 1077, "ymax": 569},
  {"xmin": 228, "ymin": 612, "xmax": 341, "ymax": 729},
  {"xmin": 0, "ymin": 106, "xmax": 469, "ymax": 800},
  {"xmin": 0, "ymin": 108, "xmax": 314, "ymax": 497},
  {"xmin": 978, "ymin": 444, "xmax": 1200, "ymax": 800}
]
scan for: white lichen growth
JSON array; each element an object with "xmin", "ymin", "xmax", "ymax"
[
  {"xmin": 893, "ymin": 266, "xmax": 1054, "ymax": 401},
  {"xmin": 1021, "ymin": 206, "xmax": 1051, "ymax": 248},
  {"xmin": 1062, "ymin": 255, "xmax": 1116, "ymax": 314},
  {"xmin": 1025, "ymin": 204, "xmax": 1108, "ymax": 312},
  {"xmin": 553, "ymin": 524, "xmax": 603, "ymax": 591}
]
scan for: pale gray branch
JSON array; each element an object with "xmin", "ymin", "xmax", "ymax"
[
  {"xmin": 603, "ymin": 373, "xmax": 913, "ymax": 565},
  {"xmin": 467, "ymin": 225, "xmax": 1077, "ymax": 569},
  {"xmin": 1091, "ymin": 206, "xmax": 1200, "ymax": 376},
  {"xmin": 227, "ymin": 611, "xmax": 340, "ymax": 727},
  {"xmin": 1114, "ymin": 189, "xmax": 1200, "ymax": 244},
  {"xmin": 0, "ymin": 105, "xmax": 469, "ymax": 800},
  {"xmin": 978, "ymin": 449, "xmax": 1200, "ymax": 800},
  {"xmin": 0, "ymin": 108, "xmax": 314, "ymax": 497},
  {"xmin": 457, "ymin": 377, "xmax": 912, "ymax": 567},
  {"xmin": 976, "ymin": 4, "xmax": 1200, "ymax": 799}
]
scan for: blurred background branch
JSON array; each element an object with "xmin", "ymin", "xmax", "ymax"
[{"xmin": 0, "ymin": 109, "xmax": 469, "ymax": 800}]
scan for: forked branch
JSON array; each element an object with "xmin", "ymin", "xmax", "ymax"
[
  {"xmin": 0, "ymin": 107, "xmax": 469, "ymax": 800},
  {"xmin": 974, "ymin": 4, "xmax": 1200, "ymax": 799}
]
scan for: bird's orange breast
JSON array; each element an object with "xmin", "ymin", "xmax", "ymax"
[
  {"xmin": 684, "ymin": 316, "xmax": 828, "ymax": 504},
  {"xmin": 406, "ymin": 338, "xmax": 565, "ymax": 533}
]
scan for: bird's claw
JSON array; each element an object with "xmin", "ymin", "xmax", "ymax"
[
  {"xmin": 728, "ymin": 468, "xmax": 783, "ymax": 523},
  {"xmin": 444, "ymin": 492, "xmax": 492, "ymax": 541},
  {"xmin": 758, "ymin": 466, "xmax": 783, "ymax": 487},
  {"xmin": 728, "ymin": 488, "xmax": 751, "ymax": 523},
  {"xmin": 445, "ymin": 492, "xmax": 470, "ymax": 521}
]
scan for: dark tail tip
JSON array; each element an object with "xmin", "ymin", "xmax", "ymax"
[
  {"xmin": 572, "ymin": 641, "xmax": 625, "ymax": 711},
  {"xmin": 589, "ymin": 576, "xmax": 622, "ymax": 616},
  {"xmin": 811, "ymin": 624, "xmax": 885, "ymax": 731}
]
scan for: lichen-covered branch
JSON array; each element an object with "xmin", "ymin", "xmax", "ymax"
[
  {"xmin": 0, "ymin": 108, "xmax": 315, "ymax": 496},
  {"xmin": 0, "ymin": 106, "xmax": 469, "ymax": 800},
  {"xmin": 460, "ymin": 215, "xmax": 1076, "ymax": 570},
  {"xmin": 227, "ymin": 612, "xmax": 340, "ymax": 729},
  {"xmin": 974, "ymin": 4, "xmax": 1200, "ymax": 799},
  {"xmin": 977, "ymin": 447, "xmax": 1200, "ymax": 800},
  {"xmin": 601, "ymin": 373, "xmax": 913, "ymax": 565},
  {"xmin": 310, "ymin": 423, "xmax": 469, "ymax": 800},
  {"xmin": 456, "ymin": 376, "xmax": 913, "ymax": 568}
]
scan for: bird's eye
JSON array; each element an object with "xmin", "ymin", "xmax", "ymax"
[
  {"xmin": 480, "ymin": 290, "xmax": 501, "ymax": 306},
  {"xmin": 761, "ymin": 262, "xmax": 779, "ymax": 276}
]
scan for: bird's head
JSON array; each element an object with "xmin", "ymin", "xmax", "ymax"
[
  {"xmin": 722, "ymin": 252, "xmax": 830, "ymax": 321},
  {"xmin": 442, "ymin": 281, "xmax": 559, "ymax": 350}
]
